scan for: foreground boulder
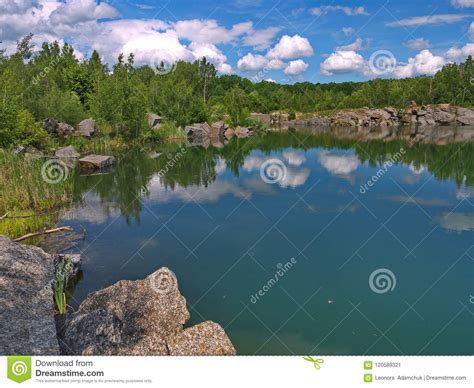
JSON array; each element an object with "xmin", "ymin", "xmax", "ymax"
[
  {"xmin": 0, "ymin": 236, "xmax": 80, "ymax": 355},
  {"xmin": 79, "ymin": 155, "xmax": 115, "ymax": 169},
  {"xmin": 62, "ymin": 268, "xmax": 236, "ymax": 355}
]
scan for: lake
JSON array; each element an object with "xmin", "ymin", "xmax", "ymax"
[{"xmin": 59, "ymin": 129, "xmax": 474, "ymax": 355}]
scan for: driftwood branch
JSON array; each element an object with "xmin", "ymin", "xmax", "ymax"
[
  {"xmin": 0, "ymin": 211, "xmax": 59, "ymax": 220},
  {"xmin": 14, "ymin": 226, "xmax": 73, "ymax": 242}
]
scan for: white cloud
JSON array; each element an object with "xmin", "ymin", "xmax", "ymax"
[
  {"xmin": 267, "ymin": 34, "xmax": 314, "ymax": 60},
  {"xmin": 446, "ymin": 43, "xmax": 474, "ymax": 61},
  {"xmin": 387, "ymin": 14, "xmax": 471, "ymax": 27},
  {"xmin": 336, "ymin": 37, "xmax": 364, "ymax": 52},
  {"xmin": 320, "ymin": 50, "xmax": 366, "ymax": 75},
  {"xmin": 310, "ymin": 5, "xmax": 369, "ymax": 16},
  {"xmin": 217, "ymin": 63, "xmax": 233, "ymax": 74},
  {"xmin": 451, "ymin": 0, "xmax": 474, "ymax": 8},
  {"xmin": 119, "ymin": 28, "xmax": 194, "ymax": 67},
  {"xmin": 469, "ymin": 22, "xmax": 474, "ymax": 40},
  {"xmin": 267, "ymin": 59, "xmax": 286, "ymax": 69},
  {"xmin": 237, "ymin": 53, "xmax": 269, "ymax": 71},
  {"xmin": 173, "ymin": 19, "xmax": 251, "ymax": 44},
  {"xmin": 50, "ymin": 0, "xmax": 119, "ymax": 25},
  {"xmin": 242, "ymin": 27, "xmax": 280, "ymax": 50},
  {"xmin": 404, "ymin": 38, "xmax": 431, "ymax": 50},
  {"xmin": 393, "ymin": 50, "xmax": 445, "ymax": 78},
  {"xmin": 284, "ymin": 59, "xmax": 309, "ymax": 75}
]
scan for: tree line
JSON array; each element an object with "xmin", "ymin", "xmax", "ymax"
[{"xmin": 1, "ymin": 34, "xmax": 473, "ymax": 148}]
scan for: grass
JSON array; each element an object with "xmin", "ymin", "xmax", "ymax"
[
  {"xmin": 0, "ymin": 150, "xmax": 73, "ymax": 239},
  {"xmin": 54, "ymin": 259, "xmax": 72, "ymax": 315}
]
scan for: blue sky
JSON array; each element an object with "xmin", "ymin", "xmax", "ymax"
[{"xmin": 0, "ymin": 0, "xmax": 473, "ymax": 83}]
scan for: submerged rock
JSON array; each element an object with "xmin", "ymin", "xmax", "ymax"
[
  {"xmin": 62, "ymin": 268, "xmax": 236, "ymax": 355},
  {"xmin": 78, "ymin": 155, "xmax": 115, "ymax": 169}
]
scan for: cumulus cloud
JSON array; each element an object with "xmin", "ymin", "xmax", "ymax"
[
  {"xmin": 387, "ymin": 14, "xmax": 471, "ymax": 27},
  {"xmin": 267, "ymin": 34, "xmax": 314, "ymax": 60},
  {"xmin": 336, "ymin": 37, "xmax": 365, "ymax": 52},
  {"xmin": 267, "ymin": 59, "xmax": 286, "ymax": 69},
  {"xmin": 49, "ymin": 0, "xmax": 119, "ymax": 25},
  {"xmin": 446, "ymin": 43, "xmax": 474, "ymax": 61},
  {"xmin": 284, "ymin": 59, "xmax": 309, "ymax": 75},
  {"xmin": 404, "ymin": 38, "xmax": 432, "ymax": 50},
  {"xmin": 320, "ymin": 50, "xmax": 366, "ymax": 75},
  {"xmin": 237, "ymin": 53, "xmax": 269, "ymax": 71},
  {"xmin": 393, "ymin": 50, "xmax": 445, "ymax": 78},
  {"xmin": 173, "ymin": 19, "xmax": 251, "ymax": 44},
  {"xmin": 242, "ymin": 26, "xmax": 281, "ymax": 50},
  {"xmin": 451, "ymin": 0, "xmax": 474, "ymax": 8},
  {"xmin": 310, "ymin": 5, "xmax": 369, "ymax": 16}
]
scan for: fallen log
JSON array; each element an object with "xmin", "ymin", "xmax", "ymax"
[{"xmin": 14, "ymin": 226, "xmax": 73, "ymax": 242}]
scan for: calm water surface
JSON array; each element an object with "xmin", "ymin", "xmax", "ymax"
[{"xmin": 60, "ymin": 130, "xmax": 474, "ymax": 355}]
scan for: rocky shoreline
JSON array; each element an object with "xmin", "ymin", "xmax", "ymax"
[
  {"xmin": 0, "ymin": 236, "xmax": 235, "ymax": 356},
  {"xmin": 265, "ymin": 104, "xmax": 474, "ymax": 128}
]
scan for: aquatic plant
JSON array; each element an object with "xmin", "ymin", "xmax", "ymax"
[{"xmin": 53, "ymin": 259, "xmax": 72, "ymax": 315}]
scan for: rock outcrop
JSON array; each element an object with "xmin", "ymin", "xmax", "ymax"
[
  {"xmin": 0, "ymin": 236, "xmax": 80, "ymax": 355},
  {"xmin": 43, "ymin": 119, "xmax": 75, "ymax": 137},
  {"xmin": 62, "ymin": 268, "xmax": 236, "ymax": 356},
  {"xmin": 186, "ymin": 122, "xmax": 256, "ymax": 147},
  {"xmin": 287, "ymin": 104, "xmax": 474, "ymax": 129}
]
